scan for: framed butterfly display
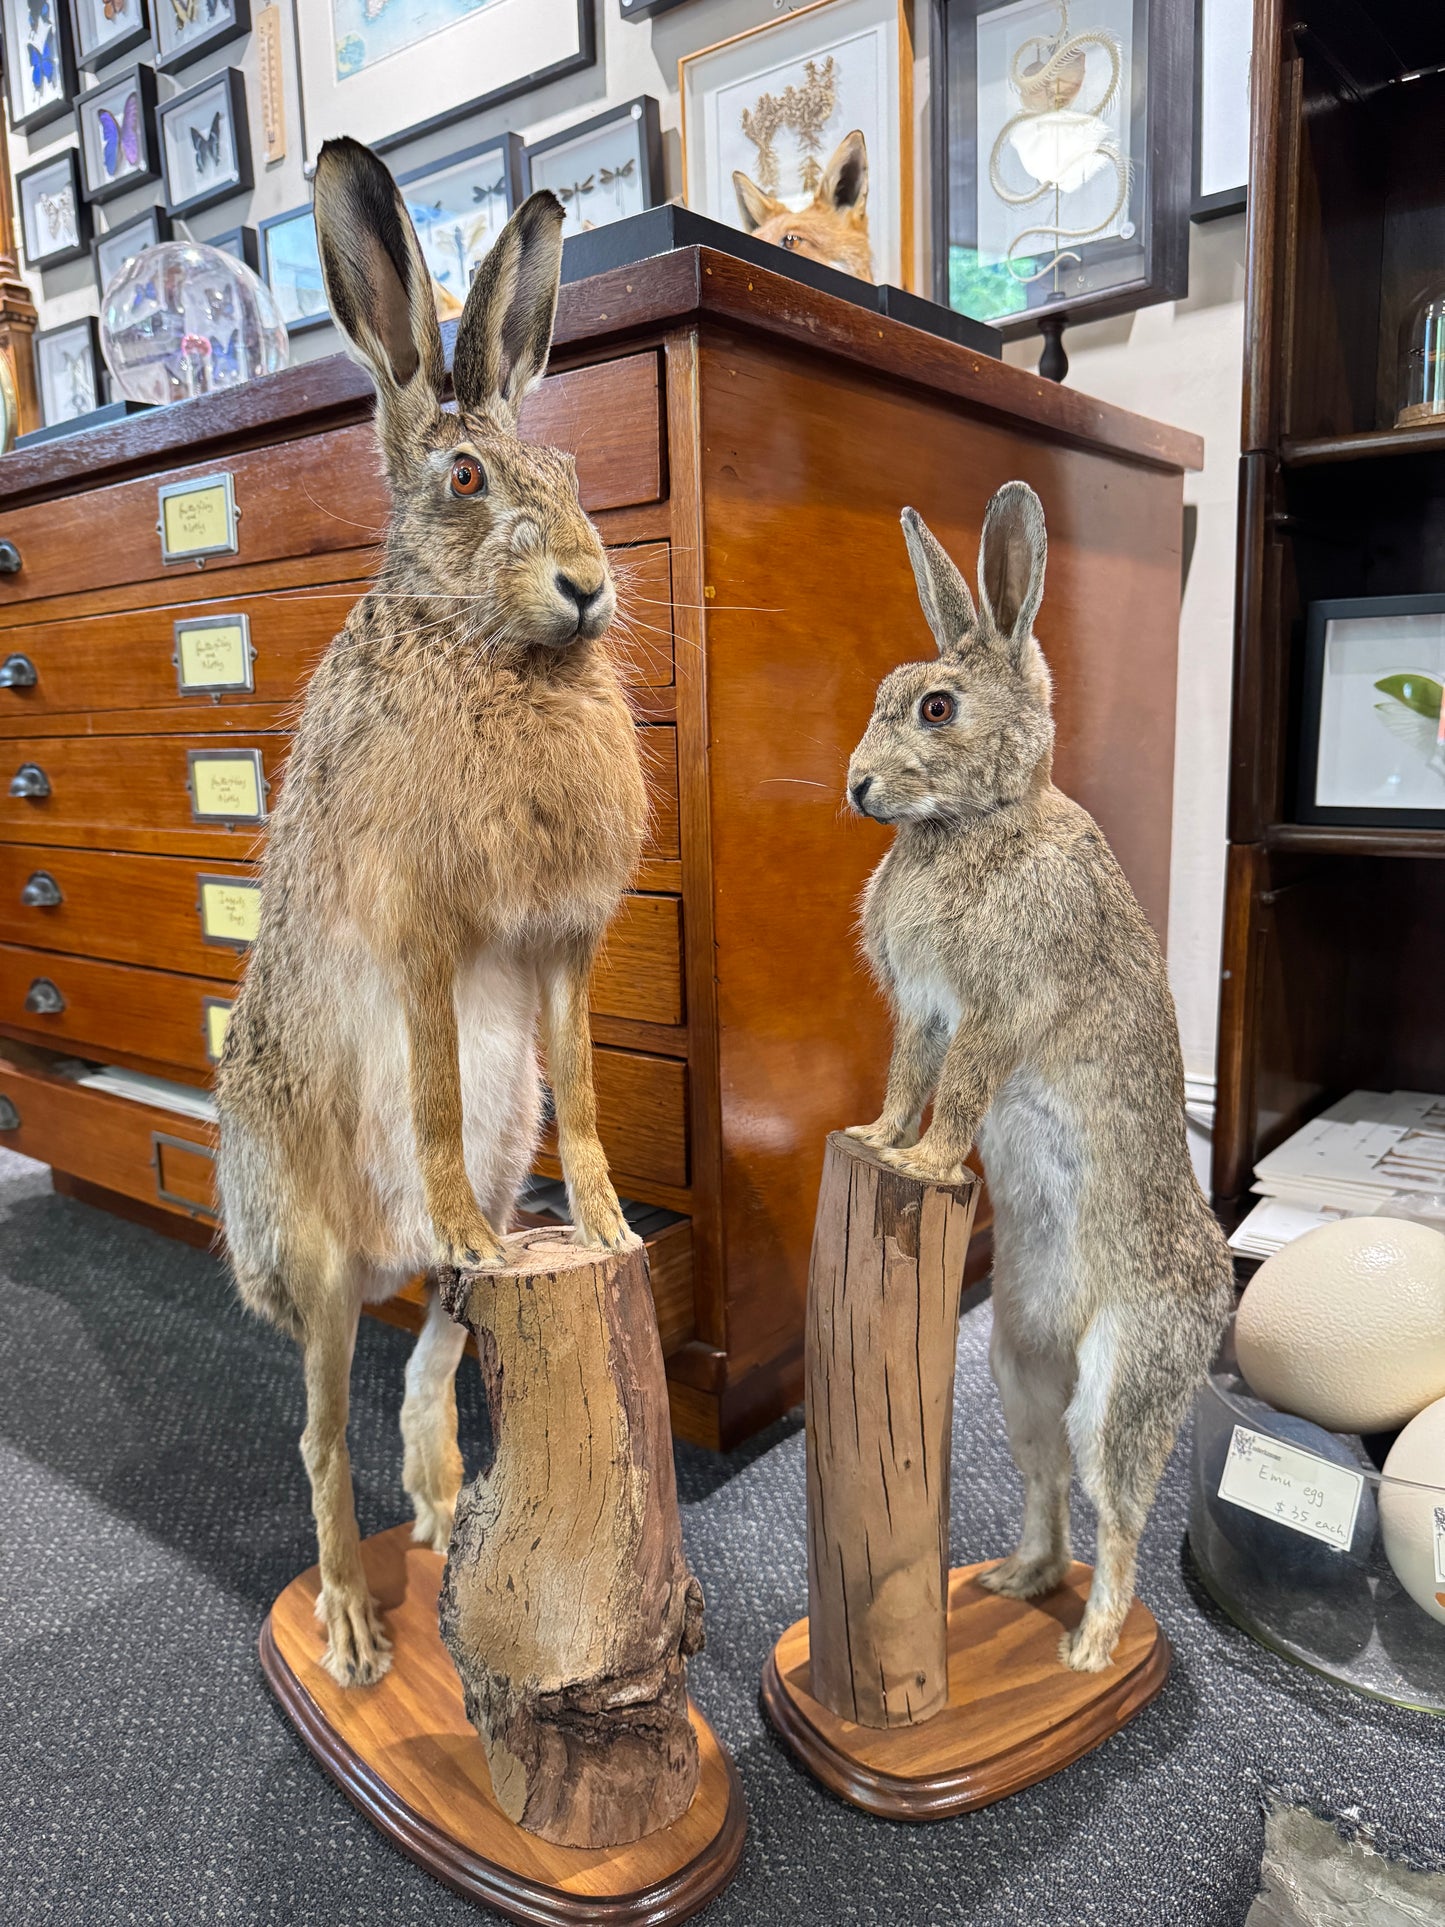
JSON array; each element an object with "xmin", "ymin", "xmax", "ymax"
[
  {"xmin": 524, "ymin": 98, "xmax": 663, "ymax": 243},
  {"xmin": 257, "ymin": 203, "xmax": 327, "ymax": 334},
  {"xmin": 2, "ymin": 0, "xmax": 79, "ymax": 134},
  {"xmin": 68, "ymin": 0, "xmax": 149, "ymax": 71},
  {"xmin": 395, "ymin": 133, "xmax": 526, "ymax": 304},
  {"xmin": 153, "ymin": 0, "xmax": 248, "ymax": 74},
  {"xmin": 16, "ymin": 149, "xmax": 91, "ymax": 269},
  {"xmin": 34, "ymin": 315, "xmax": 102, "ymax": 427},
  {"xmin": 157, "ymin": 66, "xmax": 252, "ymax": 217},
  {"xmin": 93, "ymin": 203, "xmax": 169, "ymax": 298},
  {"xmin": 206, "ymin": 224, "xmax": 258, "ymax": 271},
  {"xmin": 78, "ymin": 64, "xmax": 160, "ymax": 203}
]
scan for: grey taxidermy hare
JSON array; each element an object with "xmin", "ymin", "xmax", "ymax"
[
  {"xmin": 217, "ymin": 138, "xmax": 645, "ymax": 1686},
  {"xmin": 845, "ymin": 483, "xmax": 1233, "ymax": 1671}
]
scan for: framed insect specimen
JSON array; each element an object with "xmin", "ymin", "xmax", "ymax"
[
  {"xmin": 34, "ymin": 316, "xmax": 102, "ymax": 427},
  {"xmin": 157, "ymin": 66, "xmax": 253, "ymax": 218},
  {"xmin": 258, "ymin": 203, "xmax": 328, "ymax": 333},
  {"xmin": 395, "ymin": 133, "xmax": 526, "ymax": 303},
  {"xmin": 205, "ymin": 223, "xmax": 259, "ymax": 271},
  {"xmin": 3, "ymin": 0, "xmax": 79, "ymax": 135},
  {"xmin": 77, "ymin": 63, "xmax": 160, "ymax": 204},
  {"xmin": 153, "ymin": 0, "xmax": 249, "ymax": 74},
  {"xmin": 93, "ymin": 203, "xmax": 170, "ymax": 298},
  {"xmin": 16, "ymin": 150, "xmax": 91, "ymax": 270},
  {"xmin": 68, "ymin": 0, "xmax": 149, "ymax": 70},
  {"xmin": 525, "ymin": 98, "xmax": 663, "ymax": 242}
]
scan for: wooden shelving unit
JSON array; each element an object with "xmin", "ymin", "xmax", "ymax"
[{"xmin": 1214, "ymin": 0, "xmax": 1445, "ymax": 1217}]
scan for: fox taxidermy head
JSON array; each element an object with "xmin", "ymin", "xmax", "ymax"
[{"xmin": 733, "ymin": 129, "xmax": 874, "ymax": 283}]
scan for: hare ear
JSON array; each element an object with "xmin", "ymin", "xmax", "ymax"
[
  {"xmin": 733, "ymin": 170, "xmax": 785, "ymax": 232},
  {"xmin": 820, "ymin": 131, "xmax": 868, "ymax": 217},
  {"xmin": 452, "ymin": 190, "xmax": 564, "ymax": 424},
  {"xmin": 313, "ymin": 136, "xmax": 443, "ymax": 460},
  {"xmin": 901, "ymin": 507, "xmax": 978, "ymax": 657},
  {"xmin": 978, "ymin": 482, "xmax": 1047, "ymax": 656}
]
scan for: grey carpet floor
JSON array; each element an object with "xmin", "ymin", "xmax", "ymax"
[{"xmin": 1, "ymin": 1145, "xmax": 1442, "ymax": 1927}]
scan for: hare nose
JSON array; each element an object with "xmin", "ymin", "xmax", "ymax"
[
  {"xmin": 555, "ymin": 571, "xmax": 603, "ymax": 616},
  {"xmin": 850, "ymin": 775, "xmax": 873, "ymax": 808}
]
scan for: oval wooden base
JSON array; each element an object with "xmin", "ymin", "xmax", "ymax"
[
  {"xmin": 261, "ymin": 1526, "xmax": 747, "ymax": 1924},
  {"xmin": 761, "ymin": 1559, "xmax": 1170, "ymax": 1821}
]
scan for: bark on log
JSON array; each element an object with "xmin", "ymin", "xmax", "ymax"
[
  {"xmin": 806, "ymin": 1132, "xmax": 979, "ymax": 1728},
  {"xmin": 438, "ymin": 1230, "xmax": 705, "ymax": 1849}
]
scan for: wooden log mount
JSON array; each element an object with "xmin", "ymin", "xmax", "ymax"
[{"xmin": 762, "ymin": 1132, "xmax": 1170, "ymax": 1819}]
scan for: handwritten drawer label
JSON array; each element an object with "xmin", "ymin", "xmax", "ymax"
[
  {"xmin": 203, "ymin": 998, "xmax": 232, "ymax": 1063},
  {"xmin": 187, "ymin": 749, "xmax": 267, "ymax": 824},
  {"xmin": 157, "ymin": 471, "xmax": 239, "ymax": 563},
  {"xmin": 1217, "ymin": 1424, "xmax": 1364, "ymax": 1551},
  {"xmin": 175, "ymin": 613, "xmax": 253, "ymax": 694},
  {"xmin": 197, "ymin": 875, "xmax": 261, "ymax": 947}
]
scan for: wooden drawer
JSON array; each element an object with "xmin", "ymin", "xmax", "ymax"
[
  {"xmin": 0, "ymin": 353, "xmax": 663, "ymax": 606},
  {"xmin": 0, "ymin": 1055, "xmax": 217, "ymax": 1221},
  {"xmin": 0, "ymin": 942, "xmax": 230, "ymax": 1075},
  {"xmin": 642, "ymin": 727, "xmax": 678, "ymax": 860},
  {"xmin": 0, "ymin": 847, "xmax": 254, "ymax": 981},
  {"xmin": 592, "ymin": 894, "xmax": 682, "ymax": 1025},
  {"xmin": 584, "ymin": 1046, "xmax": 688, "ymax": 1191},
  {"xmin": 608, "ymin": 542, "xmax": 674, "ymax": 689}
]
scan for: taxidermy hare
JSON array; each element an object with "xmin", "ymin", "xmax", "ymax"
[
  {"xmin": 845, "ymin": 484, "xmax": 1233, "ymax": 1671},
  {"xmin": 217, "ymin": 138, "xmax": 645, "ymax": 1686},
  {"xmin": 734, "ymin": 129, "xmax": 874, "ymax": 282}
]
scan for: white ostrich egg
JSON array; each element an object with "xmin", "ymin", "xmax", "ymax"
[
  {"xmin": 1380, "ymin": 1397, "xmax": 1445, "ymax": 1626},
  {"xmin": 1234, "ymin": 1217, "xmax": 1445, "ymax": 1432}
]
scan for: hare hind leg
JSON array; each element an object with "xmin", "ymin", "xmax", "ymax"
[
  {"xmin": 981, "ymin": 1318, "xmax": 1076, "ymax": 1600},
  {"xmin": 400, "ymin": 1273, "xmax": 469, "ymax": 1554}
]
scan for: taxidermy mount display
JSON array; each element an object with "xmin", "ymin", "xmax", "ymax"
[
  {"xmin": 845, "ymin": 482, "xmax": 1233, "ymax": 1671},
  {"xmin": 217, "ymin": 136, "xmax": 646, "ymax": 1687},
  {"xmin": 733, "ymin": 128, "xmax": 874, "ymax": 282}
]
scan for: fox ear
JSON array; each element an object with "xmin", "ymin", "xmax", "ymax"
[
  {"xmin": 901, "ymin": 507, "xmax": 977, "ymax": 657},
  {"xmin": 978, "ymin": 482, "xmax": 1047, "ymax": 658},
  {"xmin": 733, "ymin": 169, "xmax": 785, "ymax": 232},
  {"xmin": 820, "ymin": 130, "xmax": 868, "ymax": 217}
]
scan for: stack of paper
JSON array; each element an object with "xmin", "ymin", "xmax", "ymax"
[{"xmin": 69, "ymin": 1063, "xmax": 218, "ymax": 1123}]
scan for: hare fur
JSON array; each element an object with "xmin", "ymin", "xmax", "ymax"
[
  {"xmin": 845, "ymin": 484, "xmax": 1233, "ymax": 1671},
  {"xmin": 216, "ymin": 140, "xmax": 645, "ymax": 1686}
]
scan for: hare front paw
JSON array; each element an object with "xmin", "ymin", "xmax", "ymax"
[
  {"xmin": 570, "ymin": 1179, "xmax": 634, "ymax": 1253},
  {"xmin": 845, "ymin": 1118, "xmax": 910, "ymax": 1150},
  {"xmin": 877, "ymin": 1136, "xmax": 970, "ymax": 1186},
  {"xmin": 432, "ymin": 1216, "xmax": 506, "ymax": 1271}
]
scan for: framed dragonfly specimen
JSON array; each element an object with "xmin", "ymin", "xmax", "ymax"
[
  {"xmin": 394, "ymin": 132, "xmax": 527, "ymax": 304},
  {"xmin": 525, "ymin": 97, "xmax": 664, "ymax": 241}
]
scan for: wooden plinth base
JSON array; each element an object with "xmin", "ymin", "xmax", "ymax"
[
  {"xmin": 761, "ymin": 1559, "xmax": 1170, "ymax": 1821},
  {"xmin": 261, "ymin": 1526, "xmax": 747, "ymax": 1924}
]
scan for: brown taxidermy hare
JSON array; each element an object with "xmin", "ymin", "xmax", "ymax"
[
  {"xmin": 216, "ymin": 137, "xmax": 646, "ymax": 1687},
  {"xmin": 733, "ymin": 129, "xmax": 874, "ymax": 282},
  {"xmin": 845, "ymin": 483, "xmax": 1233, "ymax": 1671}
]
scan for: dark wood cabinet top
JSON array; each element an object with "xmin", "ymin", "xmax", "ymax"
[{"xmin": 0, "ymin": 245, "xmax": 1201, "ymax": 510}]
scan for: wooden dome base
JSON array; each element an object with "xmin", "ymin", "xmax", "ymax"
[
  {"xmin": 761, "ymin": 1559, "xmax": 1170, "ymax": 1821},
  {"xmin": 261, "ymin": 1525, "xmax": 747, "ymax": 1924}
]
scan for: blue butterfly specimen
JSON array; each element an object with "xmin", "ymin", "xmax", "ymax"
[
  {"xmin": 26, "ymin": 0, "xmax": 50, "ymax": 30},
  {"xmin": 205, "ymin": 281, "xmax": 235, "ymax": 323},
  {"xmin": 27, "ymin": 29, "xmax": 56, "ymax": 92},
  {"xmin": 210, "ymin": 329, "xmax": 240, "ymax": 380},
  {"xmin": 129, "ymin": 276, "xmax": 158, "ymax": 311},
  {"xmin": 98, "ymin": 92, "xmax": 141, "ymax": 178},
  {"xmin": 191, "ymin": 110, "xmax": 222, "ymax": 173}
]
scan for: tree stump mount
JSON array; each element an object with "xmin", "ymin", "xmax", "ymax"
[{"xmin": 760, "ymin": 1131, "xmax": 1170, "ymax": 1820}]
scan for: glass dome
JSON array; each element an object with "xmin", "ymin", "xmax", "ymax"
[
  {"xmin": 1396, "ymin": 284, "xmax": 1445, "ymax": 429},
  {"xmin": 100, "ymin": 240, "xmax": 290, "ymax": 406}
]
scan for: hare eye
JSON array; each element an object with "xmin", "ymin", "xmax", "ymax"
[
  {"xmin": 921, "ymin": 692, "xmax": 955, "ymax": 727},
  {"xmin": 450, "ymin": 457, "xmax": 486, "ymax": 498}
]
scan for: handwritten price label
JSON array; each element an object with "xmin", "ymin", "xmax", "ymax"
[{"xmin": 1217, "ymin": 1424, "xmax": 1364, "ymax": 1551}]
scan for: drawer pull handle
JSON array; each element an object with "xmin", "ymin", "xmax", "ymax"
[
  {"xmin": 0, "ymin": 653, "xmax": 36, "ymax": 687},
  {"xmin": 20, "ymin": 871, "xmax": 62, "ymax": 907},
  {"xmin": 0, "ymin": 1095, "xmax": 18, "ymax": 1130},
  {"xmin": 24, "ymin": 977, "xmax": 64, "ymax": 1015},
  {"xmin": 0, "ymin": 540, "xmax": 21, "ymax": 576},
  {"xmin": 9, "ymin": 763, "xmax": 49, "ymax": 799}
]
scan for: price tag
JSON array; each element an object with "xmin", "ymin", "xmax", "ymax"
[
  {"xmin": 175, "ymin": 614, "xmax": 253, "ymax": 695},
  {"xmin": 187, "ymin": 749, "xmax": 267, "ymax": 824},
  {"xmin": 203, "ymin": 998, "xmax": 232, "ymax": 1064},
  {"xmin": 157, "ymin": 471, "xmax": 239, "ymax": 563},
  {"xmin": 197, "ymin": 875, "xmax": 261, "ymax": 947},
  {"xmin": 1217, "ymin": 1424, "xmax": 1363, "ymax": 1550}
]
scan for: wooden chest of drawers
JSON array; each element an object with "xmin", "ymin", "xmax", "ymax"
[{"xmin": 0, "ymin": 245, "xmax": 1199, "ymax": 1448}]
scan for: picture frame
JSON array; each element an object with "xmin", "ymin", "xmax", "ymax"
[
  {"xmin": 153, "ymin": 0, "xmax": 249, "ymax": 74},
  {"xmin": 157, "ymin": 67, "xmax": 253, "ymax": 219},
  {"xmin": 680, "ymin": 0, "xmax": 914, "ymax": 289},
  {"xmin": 930, "ymin": 0, "xmax": 1191, "ymax": 337},
  {"xmin": 258, "ymin": 203, "xmax": 329, "ymax": 333},
  {"xmin": 34, "ymin": 315, "xmax": 102, "ymax": 426},
  {"xmin": 618, "ymin": 0, "xmax": 695, "ymax": 19},
  {"xmin": 77, "ymin": 62, "xmax": 160, "ymax": 204},
  {"xmin": 93, "ymin": 203, "xmax": 170, "ymax": 298},
  {"xmin": 68, "ymin": 0, "xmax": 149, "ymax": 71},
  {"xmin": 16, "ymin": 150, "xmax": 91, "ymax": 269},
  {"xmin": 395, "ymin": 132, "xmax": 526, "ymax": 302},
  {"xmin": 3, "ymin": 0, "xmax": 79, "ymax": 134},
  {"xmin": 525, "ymin": 98, "xmax": 663, "ymax": 244},
  {"xmin": 1295, "ymin": 595, "xmax": 1445, "ymax": 831},
  {"xmin": 206, "ymin": 223, "xmax": 259, "ymax": 272},
  {"xmin": 1192, "ymin": 0, "xmax": 1249, "ymax": 221}
]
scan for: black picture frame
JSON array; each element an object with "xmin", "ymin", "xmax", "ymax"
[
  {"xmin": 618, "ymin": 0, "xmax": 696, "ymax": 16},
  {"xmin": 929, "ymin": 0, "xmax": 1192, "ymax": 339},
  {"xmin": 258, "ymin": 203, "xmax": 330, "ymax": 335},
  {"xmin": 1294, "ymin": 594, "xmax": 1445, "ymax": 831},
  {"xmin": 68, "ymin": 0, "xmax": 149, "ymax": 72},
  {"xmin": 394, "ymin": 132, "xmax": 526, "ymax": 300},
  {"xmin": 153, "ymin": 0, "xmax": 249, "ymax": 74},
  {"xmin": 92, "ymin": 201, "xmax": 170, "ymax": 297},
  {"xmin": 206, "ymin": 223, "xmax": 259, "ymax": 272},
  {"xmin": 76, "ymin": 61, "xmax": 160, "ymax": 204},
  {"xmin": 16, "ymin": 148, "xmax": 91, "ymax": 269},
  {"xmin": 33, "ymin": 313, "xmax": 102, "ymax": 426},
  {"xmin": 3, "ymin": 0, "xmax": 79, "ymax": 134},
  {"xmin": 157, "ymin": 66, "xmax": 253, "ymax": 219},
  {"xmin": 523, "ymin": 96, "xmax": 664, "ymax": 233},
  {"xmin": 1191, "ymin": 0, "xmax": 1248, "ymax": 221}
]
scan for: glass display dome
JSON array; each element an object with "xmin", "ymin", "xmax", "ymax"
[
  {"xmin": 100, "ymin": 240, "xmax": 290, "ymax": 406},
  {"xmin": 1396, "ymin": 283, "xmax": 1445, "ymax": 428}
]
